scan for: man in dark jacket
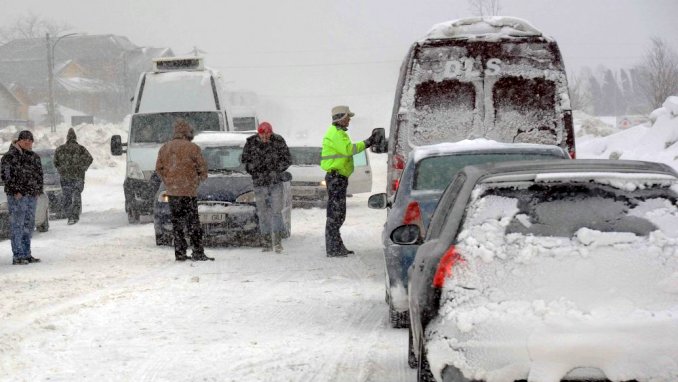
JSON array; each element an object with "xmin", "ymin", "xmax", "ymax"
[
  {"xmin": 54, "ymin": 128, "xmax": 93, "ymax": 225},
  {"xmin": 241, "ymin": 121, "xmax": 292, "ymax": 253},
  {"xmin": 156, "ymin": 119, "xmax": 212, "ymax": 262},
  {"xmin": 1, "ymin": 130, "xmax": 43, "ymax": 265}
]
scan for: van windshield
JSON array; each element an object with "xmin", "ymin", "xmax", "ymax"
[
  {"xmin": 409, "ymin": 39, "xmax": 566, "ymax": 148},
  {"xmin": 233, "ymin": 117, "xmax": 257, "ymax": 132},
  {"xmin": 131, "ymin": 112, "xmax": 222, "ymax": 144},
  {"xmin": 290, "ymin": 147, "xmax": 321, "ymax": 166}
]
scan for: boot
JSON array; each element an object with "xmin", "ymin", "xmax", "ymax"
[
  {"xmin": 261, "ymin": 233, "xmax": 273, "ymax": 252},
  {"xmin": 273, "ymin": 232, "xmax": 283, "ymax": 253},
  {"xmin": 191, "ymin": 252, "xmax": 214, "ymax": 261}
]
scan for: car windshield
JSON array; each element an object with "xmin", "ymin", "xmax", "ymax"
[
  {"xmin": 39, "ymin": 153, "xmax": 57, "ymax": 174},
  {"xmin": 130, "ymin": 111, "xmax": 222, "ymax": 144},
  {"xmin": 202, "ymin": 146, "xmax": 246, "ymax": 173},
  {"xmin": 290, "ymin": 147, "xmax": 321, "ymax": 166},
  {"xmin": 414, "ymin": 152, "xmax": 562, "ymax": 190}
]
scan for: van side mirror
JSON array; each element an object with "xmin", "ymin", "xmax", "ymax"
[
  {"xmin": 368, "ymin": 193, "xmax": 389, "ymax": 209},
  {"xmin": 370, "ymin": 127, "xmax": 388, "ymax": 154},
  {"xmin": 111, "ymin": 135, "xmax": 126, "ymax": 156},
  {"xmin": 391, "ymin": 224, "xmax": 421, "ymax": 245}
]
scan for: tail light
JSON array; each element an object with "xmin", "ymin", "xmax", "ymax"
[
  {"xmin": 390, "ymin": 154, "xmax": 405, "ymax": 192},
  {"xmin": 403, "ymin": 201, "xmax": 424, "ymax": 235},
  {"xmin": 569, "ymin": 149, "xmax": 576, "ymax": 159},
  {"xmin": 432, "ymin": 245, "xmax": 465, "ymax": 288}
]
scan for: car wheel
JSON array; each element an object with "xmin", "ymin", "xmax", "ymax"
[
  {"xmin": 155, "ymin": 233, "xmax": 172, "ymax": 246},
  {"xmin": 389, "ymin": 302, "xmax": 409, "ymax": 328},
  {"xmin": 127, "ymin": 207, "xmax": 140, "ymax": 224},
  {"xmin": 36, "ymin": 208, "xmax": 49, "ymax": 232},
  {"xmin": 408, "ymin": 327, "xmax": 418, "ymax": 369},
  {"xmin": 417, "ymin": 338, "xmax": 435, "ymax": 382}
]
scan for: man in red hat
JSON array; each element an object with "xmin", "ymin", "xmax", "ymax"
[{"xmin": 242, "ymin": 121, "xmax": 292, "ymax": 253}]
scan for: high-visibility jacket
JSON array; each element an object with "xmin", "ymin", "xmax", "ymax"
[{"xmin": 320, "ymin": 124, "xmax": 366, "ymax": 177}]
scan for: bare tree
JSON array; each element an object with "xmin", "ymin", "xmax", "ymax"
[
  {"xmin": 568, "ymin": 72, "xmax": 593, "ymax": 114},
  {"xmin": 636, "ymin": 37, "xmax": 678, "ymax": 110},
  {"xmin": 468, "ymin": 0, "xmax": 502, "ymax": 17},
  {"xmin": 0, "ymin": 12, "xmax": 72, "ymax": 44}
]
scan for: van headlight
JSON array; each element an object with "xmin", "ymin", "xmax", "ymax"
[
  {"xmin": 236, "ymin": 191, "xmax": 256, "ymax": 203},
  {"xmin": 320, "ymin": 180, "xmax": 326, "ymax": 187},
  {"xmin": 157, "ymin": 191, "xmax": 169, "ymax": 203},
  {"xmin": 127, "ymin": 161, "xmax": 145, "ymax": 180}
]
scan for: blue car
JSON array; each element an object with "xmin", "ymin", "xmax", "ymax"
[
  {"xmin": 368, "ymin": 140, "xmax": 569, "ymax": 328},
  {"xmin": 153, "ymin": 132, "xmax": 292, "ymax": 246}
]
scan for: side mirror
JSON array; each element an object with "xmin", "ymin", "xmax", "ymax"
[
  {"xmin": 390, "ymin": 224, "xmax": 421, "ymax": 245},
  {"xmin": 368, "ymin": 193, "xmax": 388, "ymax": 209},
  {"xmin": 370, "ymin": 127, "xmax": 388, "ymax": 154},
  {"xmin": 111, "ymin": 135, "xmax": 125, "ymax": 156}
]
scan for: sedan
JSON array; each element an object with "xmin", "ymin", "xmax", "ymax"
[
  {"xmin": 153, "ymin": 132, "xmax": 292, "ymax": 246},
  {"xmin": 35, "ymin": 148, "xmax": 65, "ymax": 219},
  {"xmin": 367, "ymin": 140, "xmax": 569, "ymax": 328},
  {"xmin": 394, "ymin": 159, "xmax": 678, "ymax": 382}
]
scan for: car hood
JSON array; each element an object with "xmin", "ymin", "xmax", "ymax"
[{"xmin": 159, "ymin": 173, "xmax": 254, "ymax": 203}]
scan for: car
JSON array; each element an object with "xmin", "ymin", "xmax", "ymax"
[
  {"xmin": 34, "ymin": 148, "xmax": 65, "ymax": 219},
  {"xmin": 287, "ymin": 145, "xmax": 373, "ymax": 207},
  {"xmin": 393, "ymin": 159, "xmax": 678, "ymax": 382},
  {"xmin": 153, "ymin": 132, "xmax": 292, "ymax": 246},
  {"xmin": 367, "ymin": 140, "xmax": 569, "ymax": 328}
]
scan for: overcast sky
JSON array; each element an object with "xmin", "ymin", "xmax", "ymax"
[{"xmin": 2, "ymin": 0, "xmax": 677, "ymax": 136}]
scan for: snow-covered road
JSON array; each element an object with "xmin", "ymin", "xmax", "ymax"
[{"xmin": 0, "ymin": 154, "xmax": 416, "ymax": 381}]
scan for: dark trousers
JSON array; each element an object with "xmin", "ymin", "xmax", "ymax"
[
  {"xmin": 325, "ymin": 172, "xmax": 348, "ymax": 255},
  {"xmin": 61, "ymin": 178, "xmax": 84, "ymax": 221},
  {"xmin": 168, "ymin": 196, "xmax": 204, "ymax": 257}
]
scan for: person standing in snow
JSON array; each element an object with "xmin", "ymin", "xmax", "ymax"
[
  {"xmin": 155, "ymin": 119, "xmax": 212, "ymax": 262},
  {"xmin": 241, "ymin": 121, "xmax": 292, "ymax": 253},
  {"xmin": 1, "ymin": 130, "xmax": 43, "ymax": 265},
  {"xmin": 54, "ymin": 128, "xmax": 94, "ymax": 225},
  {"xmin": 320, "ymin": 106, "xmax": 378, "ymax": 257}
]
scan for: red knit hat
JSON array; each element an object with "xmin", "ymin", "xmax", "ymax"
[{"xmin": 257, "ymin": 122, "xmax": 272, "ymax": 134}]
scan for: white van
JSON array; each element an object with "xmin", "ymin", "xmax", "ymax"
[
  {"xmin": 111, "ymin": 57, "xmax": 231, "ymax": 223},
  {"xmin": 373, "ymin": 17, "xmax": 576, "ymax": 199},
  {"xmin": 231, "ymin": 105, "xmax": 259, "ymax": 133}
]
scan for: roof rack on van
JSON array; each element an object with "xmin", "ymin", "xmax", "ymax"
[
  {"xmin": 423, "ymin": 16, "xmax": 544, "ymax": 41},
  {"xmin": 153, "ymin": 56, "xmax": 205, "ymax": 72}
]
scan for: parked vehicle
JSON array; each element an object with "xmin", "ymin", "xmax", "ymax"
[
  {"xmin": 34, "ymin": 148, "xmax": 65, "ymax": 219},
  {"xmin": 372, "ymin": 17, "xmax": 576, "ymax": 200},
  {"xmin": 111, "ymin": 111, "xmax": 228, "ymax": 223},
  {"xmin": 393, "ymin": 159, "xmax": 678, "ymax": 382},
  {"xmin": 153, "ymin": 132, "xmax": 292, "ymax": 246},
  {"xmin": 368, "ymin": 140, "xmax": 568, "ymax": 328},
  {"xmin": 287, "ymin": 146, "xmax": 373, "ymax": 207}
]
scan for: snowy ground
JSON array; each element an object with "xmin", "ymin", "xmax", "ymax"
[{"xmin": 1, "ymin": 102, "xmax": 678, "ymax": 381}]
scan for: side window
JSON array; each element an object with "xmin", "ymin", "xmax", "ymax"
[
  {"xmin": 427, "ymin": 173, "xmax": 467, "ymax": 239},
  {"xmin": 353, "ymin": 151, "xmax": 367, "ymax": 167}
]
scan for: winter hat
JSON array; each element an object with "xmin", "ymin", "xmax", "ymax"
[
  {"xmin": 257, "ymin": 122, "xmax": 273, "ymax": 134},
  {"xmin": 331, "ymin": 105, "xmax": 355, "ymax": 122},
  {"xmin": 67, "ymin": 128, "xmax": 77, "ymax": 142},
  {"xmin": 17, "ymin": 130, "xmax": 34, "ymax": 141}
]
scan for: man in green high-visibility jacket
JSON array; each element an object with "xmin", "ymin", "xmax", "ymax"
[{"xmin": 321, "ymin": 105, "xmax": 377, "ymax": 257}]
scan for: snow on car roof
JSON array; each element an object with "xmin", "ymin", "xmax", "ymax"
[
  {"xmin": 193, "ymin": 131, "xmax": 248, "ymax": 147},
  {"xmin": 411, "ymin": 139, "xmax": 565, "ymax": 163},
  {"xmin": 423, "ymin": 16, "xmax": 545, "ymax": 42}
]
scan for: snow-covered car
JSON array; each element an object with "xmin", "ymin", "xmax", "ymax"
[
  {"xmin": 367, "ymin": 140, "xmax": 569, "ymax": 328},
  {"xmin": 287, "ymin": 146, "xmax": 373, "ymax": 207},
  {"xmin": 153, "ymin": 132, "xmax": 292, "ymax": 246},
  {"xmin": 394, "ymin": 159, "xmax": 678, "ymax": 382},
  {"xmin": 35, "ymin": 148, "xmax": 65, "ymax": 219}
]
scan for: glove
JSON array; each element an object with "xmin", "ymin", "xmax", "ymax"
[{"xmin": 363, "ymin": 136, "xmax": 374, "ymax": 148}]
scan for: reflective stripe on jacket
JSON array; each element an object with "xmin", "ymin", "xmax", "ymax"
[{"xmin": 320, "ymin": 124, "xmax": 365, "ymax": 178}]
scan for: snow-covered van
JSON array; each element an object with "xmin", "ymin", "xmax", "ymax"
[
  {"xmin": 110, "ymin": 57, "xmax": 232, "ymax": 223},
  {"xmin": 380, "ymin": 17, "xmax": 576, "ymax": 198}
]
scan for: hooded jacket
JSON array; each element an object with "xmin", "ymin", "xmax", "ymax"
[
  {"xmin": 241, "ymin": 133, "xmax": 291, "ymax": 187},
  {"xmin": 155, "ymin": 122, "xmax": 208, "ymax": 196},
  {"xmin": 54, "ymin": 128, "xmax": 94, "ymax": 181},
  {"xmin": 1, "ymin": 143, "xmax": 43, "ymax": 196}
]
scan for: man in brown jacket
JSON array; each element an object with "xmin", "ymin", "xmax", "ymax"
[{"xmin": 155, "ymin": 119, "xmax": 212, "ymax": 261}]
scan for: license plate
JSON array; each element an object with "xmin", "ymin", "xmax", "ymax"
[{"xmin": 200, "ymin": 213, "xmax": 227, "ymax": 224}]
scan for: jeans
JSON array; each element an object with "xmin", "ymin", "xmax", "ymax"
[
  {"xmin": 7, "ymin": 194, "xmax": 36, "ymax": 260},
  {"xmin": 168, "ymin": 196, "xmax": 204, "ymax": 257},
  {"xmin": 325, "ymin": 172, "xmax": 348, "ymax": 255},
  {"xmin": 254, "ymin": 182, "xmax": 285, "ymax": 235},
  {"xmin": 61, "ymin": 178, "xmax": 84, "ymax": 221}
]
